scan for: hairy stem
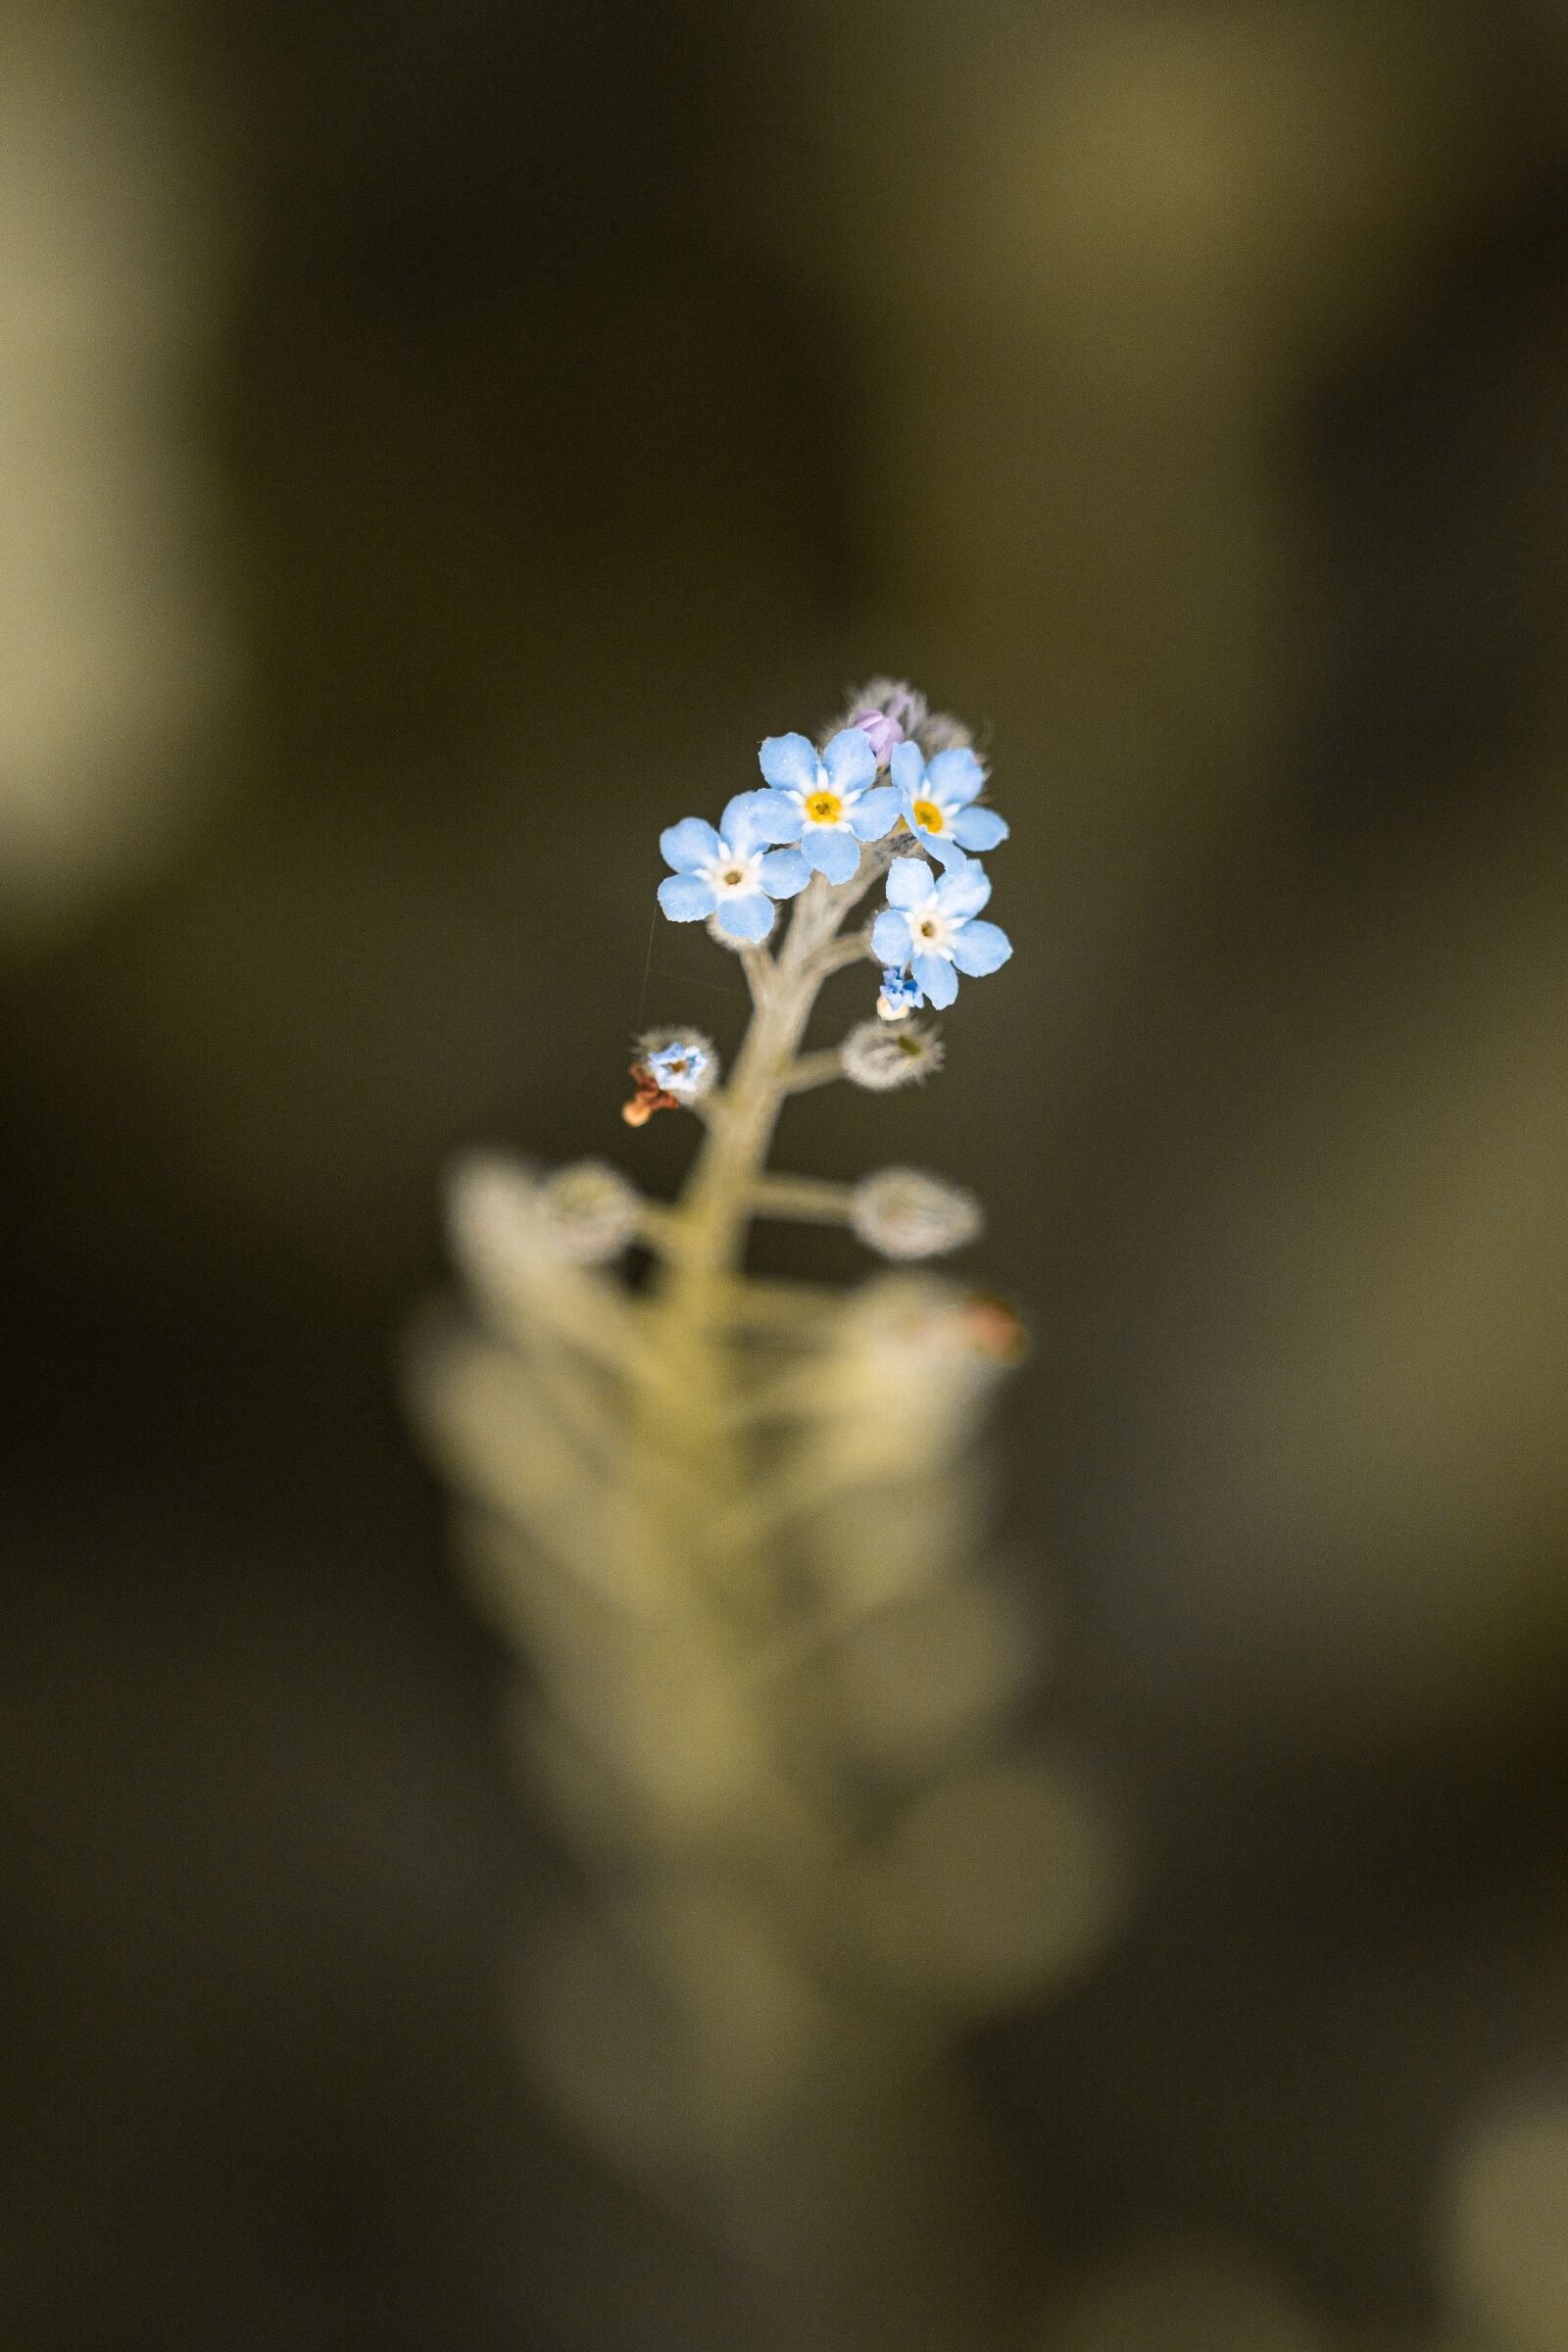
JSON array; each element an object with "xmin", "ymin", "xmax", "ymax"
[
  {"xmin": 749, "ymin": 1173, "xmax": 853, "ymax": 1223},
  {"xmin": 781, "ymin": 1048, "xmax": 846, "ymax": 1095},
  {"xmin": 658, "ymin": 877, "xmax": 853, "ymax": 1314},
  {"xmin": 634, "ymin": 874, "xmax": 857, "ymax": 1621}
]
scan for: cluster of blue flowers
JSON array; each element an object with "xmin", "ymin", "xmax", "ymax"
[{"xmin": 656, "ymin": 686, "xmax": 1012, "ymax": 1013}]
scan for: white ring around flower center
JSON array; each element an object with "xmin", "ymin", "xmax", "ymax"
[
  {"xmin": 912, "ymin": 908, "xmax": 953, "ymax": 952},
  {"xmin": 702, "ymin": 848, "xmax": 763, "ymax": 897}
]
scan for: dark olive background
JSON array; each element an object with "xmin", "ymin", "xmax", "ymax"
[{"xmin": 6, "ymin": 2, "xmax": 1568, "ymax": 2344}]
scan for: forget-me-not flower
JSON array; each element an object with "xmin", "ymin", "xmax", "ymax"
[
  {"xmin": 876, "ymin": 965, "xmax": 924, "ymax": 1020},
  {"xmin": 870, "ymin": 856, "xmax": 1012, "ymax": 1010},
  {"xmin": 642, "ymin": 1035, "xmax": 713, "ymax": 1100},
  {"xmin": 756, "ymin": 727, "xmax": 901, "ymax": 884},
  {"xmin": 890, "ymin": 742, "xmax": 1008, "ymax": 868},
  {"xmin": 658, "ymin": 794, "xmax": 810, "ymax": 942},
  {"xmin": 623, "ymin": 1028, "xmax": 715, "ymax": 1125}
]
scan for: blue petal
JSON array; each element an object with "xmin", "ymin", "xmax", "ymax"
[
  {"xmin": 660, "ymin": 816, "xmax": 722, "ymax": 874},
  {"xmin": 886, "ymin": 855, "xmax": 938, "ymax": 911},
  {"xmin": 951, "ymin": 805, "xmax": 1008, "ymax": 853},
  {"xmin": 871, "ymin": 909, "xmax": 913, "ymax": 963},
  {"xmin": 647, "ymin": 1041, "xmax": 703, "ymax": 1086},
  {"xmin": 848, "ymin": 784, "xmax": 901, "ymax": 841},
  {"xmin": 912, "ymin": 951, "xmax": 959, "ymax": 1008},
  {"xmin": 714, "ymin": 890, "xmax": 776, "ymax": 942},
  {"xmin": 890, "ymin": 741, "xmax": 925, "ymax": 798},
  {"xmin": 759, "ymin": 847, "xmax": 810, "ymax": 898},
  {"xmin": 935, "ymin": 858, "xmax": 991, "ymax": 918},
  {"xmin": 922, "ymin": 829, "xmax": 972, "ymax": 871},
  {"xmin": 759, "ymin": 732, "xmax": 819, "ymax": 793},
  {"xmin": 820, "ymin": 727, "xmax": 877, "ymax": 793},
  {"xmin": 880, "ymin": 966, "xmax": 925, "ymax": 1013},
  {"xmin": 724, "ymin": 789, "xmax": 800, "ymax": 851},
  {"xmin": 926, "ymin": 747, "xmax": 986, "ymax": 807},
  {"xmin": 949, "ymin": 917, "xmax": 1012, "ymax": 976},
  {"xmin": 659, "ymin": 873, "xmax": 718, "ymax": 922},
  {"xmin": 802, "ymin": 825, "xmax": 859, "ymax": 883}
]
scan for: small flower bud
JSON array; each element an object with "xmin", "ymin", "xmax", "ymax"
[
  {"xmin": 535, "ymin": 1160, "xmax": 642, "ymax": 1262},
  {"xmin": 446, "ymin": 1152, "xmax": 543, "ymax": 1289},
  {"xmin": 850, "ymin": 1167, "xmax": 982, "ymax": 1260},
  {"xmin": 450, "ymin": 1153, "xmax": 644, "ymax": 1283},
  {"xmin": 841, "ymin": 1018, "xmax": 944, "ymax": 1092},
  {"xmin": 916, "ymin": 708, "xmax": 976, "ymax": 757},
  {"xmin": 840, "ymin": 1275, "xmax": 1025, "ymax": 1371},
  {"xmin": 840, "ymin": 678, "xmax": 928, "ymax": 768}
]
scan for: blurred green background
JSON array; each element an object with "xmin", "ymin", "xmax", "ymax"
[{"xmin": 6, "ymin": 0, "xmax": 1568, "ymax": 2344}]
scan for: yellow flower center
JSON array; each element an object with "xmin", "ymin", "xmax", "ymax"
[
  {"xmin": 912, "ymin": 798, "xmax": 944, "ymax": 833},
  {"xmin": 806, "ymin": 789, "xmax": 843, "ymax": 824}
]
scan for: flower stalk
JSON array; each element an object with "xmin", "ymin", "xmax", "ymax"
[{"xmin": 407, "ymin": 683, "xmax": 1112, "ymax": 2352}]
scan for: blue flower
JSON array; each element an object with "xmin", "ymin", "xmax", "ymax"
[
  {"xmin": 756, "ymin": 727, "xmax": 902, "ymax": 884},
  {"xmin": 658, "ymin": 794, "xmax": 810, "ymax": 942},
  {"xmin": 645, "ymin": 1038, "xmax": 710, "ymax": 1096},
  {"xmin": 870, "ymin": 856, "xmax": 1012, "ymax": 1011},
  {"xmin": 638, "ymin": 1029, "xmax": 715, "ymax": 1102},
  {"xmin": 890, "ymin": 742, "xmax": 1007, "ymax": 868},
  {"xmin": 876, "ymin": 965, "xmax": 925, "ymax": 1020}
]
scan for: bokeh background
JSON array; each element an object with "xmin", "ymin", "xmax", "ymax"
[{"xmin": 7, "ymin": 0, "xmax": 1568, "ymax": 2344}]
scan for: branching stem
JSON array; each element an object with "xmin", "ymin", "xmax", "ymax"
[
  {"xmin": 781, "ymin": 1049, "xmax": 845, "ymax": 1095},
  {"xmin": 749, "ymin": 1173, "xmax": 853, "ymax": 1224},
  {"xmin": 633, "ymin": 870, "xmax": 870, "ymax": 1613}
]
